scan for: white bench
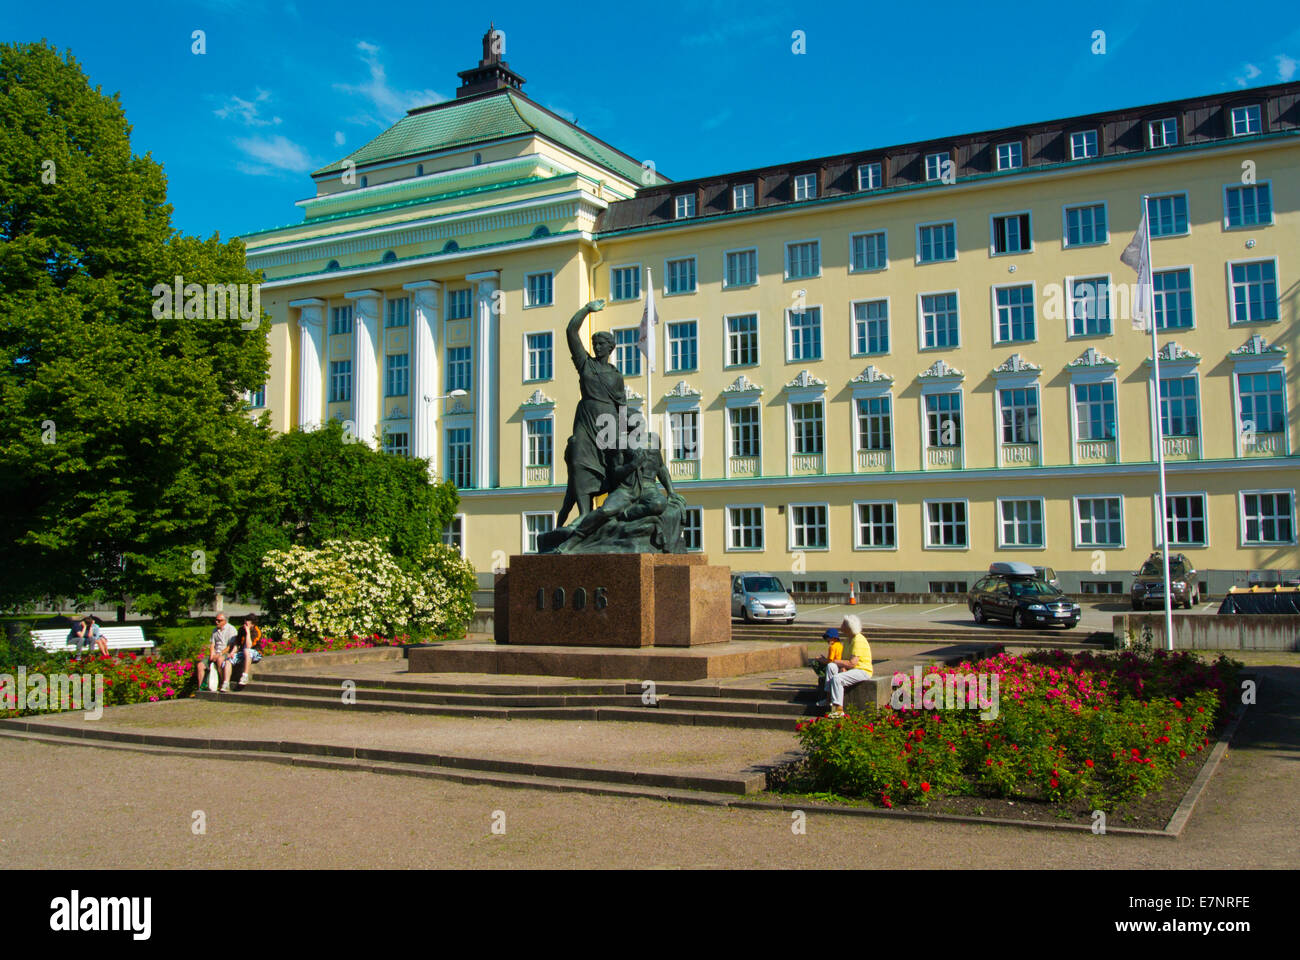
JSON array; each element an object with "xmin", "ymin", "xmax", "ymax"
[{"xmin": 31, "ymin": 626, "xmax": 155, "ymax": 655}]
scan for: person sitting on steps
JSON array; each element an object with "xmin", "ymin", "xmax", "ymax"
[{"xmin": 824, "ymin": 615, "xmax": 873, "ymax": 718}]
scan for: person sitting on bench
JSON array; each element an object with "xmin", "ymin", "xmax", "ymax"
[
  {"xmin": 824, "ymin": 615, "xmax": 873, "ymax": 718},
  {"xmin": 69, "ymin": 616, "xmax": 109, "ymax": 658}
]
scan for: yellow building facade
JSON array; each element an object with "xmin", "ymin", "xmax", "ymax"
[{"xmin": 244, "ymin": 30, "xmax": 1299, "ymax": 596}]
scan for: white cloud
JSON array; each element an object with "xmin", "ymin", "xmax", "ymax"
[
  {"xmin": 215, "ymin": 89, "xmax": 282, "ymax": 126},
  {"xmin": 234, "ymin": 134, "xmax": 314, "ymax": 174},
  {"xmin": 1234, "ymin": 63, "xmax": 1262, "ymax": 88},
  {"xmin": 334, "ymin": 130, "xmax": 346, "ymax": 145},
  {"xmin": 702, "ymin": 109, "xmax": 732, "ymax": 131},
  {"xmin": 333, "ymin": 40, "xmax": 444, "ymax": 127},
  {"xmin": 1277, "ymin": 54, "xmax": 1298, "ymax": 81}
]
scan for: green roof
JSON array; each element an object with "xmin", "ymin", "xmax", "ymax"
[{"xmin": 314, "ymin": 90, "xmax": 664, "ymax": 185}]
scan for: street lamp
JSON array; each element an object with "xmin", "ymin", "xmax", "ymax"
[{"xmin": 424, "ymin": 389, "xmax": 468, "ymax": 403}]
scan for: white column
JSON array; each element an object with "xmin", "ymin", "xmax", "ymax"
[
  {"xmin": 291, "ymin": 298, "xmax": 326, "ymax": 430},
  {"xmin": 346, "ymin": 288, "xmax": 382, "ymax": 447},
  {"xmin": 403, "ymin": 280, "xmax": 442, "ymax": 471},
  {"xmin": 467, "ymin": 270, "xmax": 500, "ymax": 488}
]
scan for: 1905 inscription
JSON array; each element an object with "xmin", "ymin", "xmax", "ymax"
[{"xmin": 536, "ymin": 586, "xmax": 609, "ymax": 611}]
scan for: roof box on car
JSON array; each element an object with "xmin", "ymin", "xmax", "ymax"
[{"xmin": 989, "ymin": 561, "xmax": 1037, "ymax": 578}]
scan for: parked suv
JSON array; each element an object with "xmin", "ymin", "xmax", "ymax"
[
  {"xmin": 731, "ymin": 573, "xmax": 797, "ymax": 623},
  {"xmin": 968, "ymin": 562, "xmax": 1081, "ymax": 628},
  {"xmin": 1131, "ymin": 552, "xmax": 1199, "ymax": 610}
]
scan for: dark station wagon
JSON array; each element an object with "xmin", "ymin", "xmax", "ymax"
[{"xmin": 968, "ymin": 562, "xmax": 1081, "ymax": 629}]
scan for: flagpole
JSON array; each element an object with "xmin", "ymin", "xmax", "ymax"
[
  {"xmin": 644, "ymin": 267, "xmax": 654, "ymax": 438},
  {"xmin": 1141, "ymin": 194, "xmax": 1175, "ymax": 651}
]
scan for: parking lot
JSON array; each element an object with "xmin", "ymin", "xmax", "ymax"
[{"xmin": 783, "ymin": 596, "xmax": 1226, "ymax": 634}]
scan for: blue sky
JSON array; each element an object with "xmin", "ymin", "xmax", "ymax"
[{"xmin": 8, "ymin": 0, "xmax": 1299, "ymax": 241}]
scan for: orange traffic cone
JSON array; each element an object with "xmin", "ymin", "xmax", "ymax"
[{"xmin": 848, "ymin": 581, "xmax": 857, "ymax": 605}]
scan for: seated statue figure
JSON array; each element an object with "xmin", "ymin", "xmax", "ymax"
[{"xmin": 549, "ymin": 430, "xmax": 686, "ymax": 555}]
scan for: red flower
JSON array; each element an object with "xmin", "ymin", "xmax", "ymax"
[
  {"xmin": 920, "ymin": 782, "xmax": 930, "ymax": 793},
  {"xmin": 1049, "ymin": 778, "xmax": 1059, "ymax": 788},
  {"xmin": 1085, "ymin": 759, "xmax": 1094, "ymax": 768}
]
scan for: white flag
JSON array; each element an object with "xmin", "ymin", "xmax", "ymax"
[
  {"xmin": 637, "ymin": 266, "xmax": 657, "ymax": 373},
  {"xmin": 1120, "ymin": 202, "xmax": 1154, "ymax": 331}
]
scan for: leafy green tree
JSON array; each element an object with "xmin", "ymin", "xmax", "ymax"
[
  {"xmin": 0, "ymin": 41, "xmax": 271, "ymax": 620},
  {"xmin": 229, "ymin": 420, "xmax": 460, "ymax": 598}
]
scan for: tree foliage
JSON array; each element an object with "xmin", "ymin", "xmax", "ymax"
[{"xmin": 0, "ymin": 41, "xmax": 270, "ymax": 619}]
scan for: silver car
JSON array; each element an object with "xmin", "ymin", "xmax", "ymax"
[{"xmin": 731, "ymin": 572, "xmax": 797, "ymax": 623}]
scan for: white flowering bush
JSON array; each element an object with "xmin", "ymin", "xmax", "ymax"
[{"xmin": 261, "ymin": 538, "xmax": 476, "ymax": 641}]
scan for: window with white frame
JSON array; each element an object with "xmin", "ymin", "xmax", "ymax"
[
  {"xmin": 995, "ymin": 284, "xmax": 1035, "ymax": 342},
  {"xmin": 793, "ymin": 173, "xmax": 817, "ymax": 200},
  {"xmin": 445, "ymin": 346, "xmax": 472, "ymax": 392},
  {"xmin": 1076, "ymin": 496, "xmax": 1123, "ymax": 546},
  {"xmin": 925, "ymin": 392, "xmax": 962, "ymax": 447},
  {"xmin": 727, "ymin": 506, "xmax": 764, "ymax": 550},
  {"xmin": 788, "ymin": 307, "xmax": 822, "ymax": 361},
  {"xmin": 386, "ymin": 297, "xmax": 410, "ymax": 328},
  {"xmin": 1162, "ymin": 494, "xmax": 1206, "ymax": 546},
  {"xmin": 725, "ymin": 249, "xmax": 757, "ymax": 287},
  {"xmin": 384, "ymin": 353, "xmax": 409, "ymax": 397},
  {"xmin": 790, "ymin": 504, "xmax": 829, "ymax": 549},
  {"xmin": 1148, "ymin": 117, "xmax": 1178, "ymax": 148},
  {"xmin": 670, "ymin": 408, "xmax": 700, "ymax": 461},
  {"xmin": 852, "ymin": 300, "xmax": 889, "ymax": 355},
  {"xmin": 524, "ymin": 512, "xmax": 554, "ymax": 553},
  {"xmin": 1225, "ymin": 183, "xmax": 1272, "ymax": 227},
  {"xmin": 1147, "ymin": 193, "xmax": 1188, "ymax": 237},
  {"xmin": 857, "ymin": 162, "xmax": 882, "ymax": 190},
  {"xmin": 996, "ymin": 142, "xmax": 1023, "ymax": 170},
  {"xmin": 856, "ymin": 396, "xmax": 892, "ymax": 450},
  {"xmin": 525, "ymin": 417, "xmax": 553, "ymax": 468},
  {"xmin": 666, "ymin": 257, "xmax": 697, "ymax": 294},
  {"xmin": 791, "ymin": 401, "xmax": 824, "ymax": 455},
  {"xmin": 1237, "ymin": 370, "xmax": 1286, "ymax": 434},
  {"xmin": 785, "ymin": 240, "xmax": 820, "ymax": 279},
  {"xmin": 726, "ymin": 314, "xmax": 759, "ymax": 366},
  {"xmin": 729, "ymin": 404, "xmax": 760, "ymax": 457},
  {"xmin": 667, "ymin": 320, "xmax": 698, "ymax": 372},
  {"xmin": 924, "ymin": 152, "xmax": 949, "ymax": 181},
  {"xmin": 1070, "ymin": 130, "xmax": 1099, "ymax": 159},
  {"xmin": 441, "ymin": 515, "xmax": 464, "ymax": 553},
  {"xmin": 855, "ymin": 501, "xmax": 896, "ymax": 548},
  {"xmin": 328, "ymin": 360, "xmax": 352, "ymax": 402},
  {"xmin": 524, "ymin": 272, "xmax": 553, "ymax": 307},
  {"xmin": 446, "ymin": 288, "xmax": 472, "ymax": 320},
  {"xmin": 383, "ymin": 431, "xmax": 410, "ymax": 457},
  {"xmin": 850, "ymin": 231, "xmax": 887, "ymax": 271},
  {"xmin": 1153, "ymin": 268, "xmax": 1193, "ymax": 329},
  {"xmin": 1242, "ymin": 491, "xmax": 1293, "ymax": 544},
  {"xmin": 925, "ymin": 500, "xmax": 968, "ymax": 548},
  {"xmin": 1159, "ymin": 376, "xmax": 1199, "ymax": 437},
  {"xmin": 1069, "ymin": 277, "xmax": 1112, "ymax": 336},
  {"xmin": 329, "ymin": 305, "xmax": 353, "ymax": 335},
  {"xmin": 921, "ymin": 292, "xmax": 959, "ymax": 348},
  {"xmin": 917, "ymin": 222, "xmax": 956, "ymax": 263},
  {"xmin": 992, "ymin": 212, "xmax": 1031, "ymax": 254},
  {"xmin": 733, "ymin": 183, "xmax": 755, "ymax": 210},
  {"xmin": 675, "ymin": 194, "xmax": 695, "ymax": 218},
  {"xmin": 1231, "ymin": 104, "xmax": 1262, "ymax": 136},
  {"xmin": 999, "ymin": 498, "xmax": 1044, "ymax": 547},
  {"xmin": 1073, "ymin": 381, "xmax": 1116, "ymax": 440},
  {"xmin": 446, "ymin": 427, "xmax": 472, "ymax": 488},
  {"xmin": 1064, "ymin": 203, "xmax": 1107, "ymax": 246},
  {"xmin": 611, "ymin": 265, "xmax": 641, "ymax": 301},
  {"xmin": 999, "ymin": 387, "xmax": 1039, "ymax": 444},
  {"xmin": 614, "ymin": 328, "xmax": 641, "ymax": 375},
  {"xmin": 681, "ymin": 506, "xmax": 703, "ymax": 551},
  {"xmin": 247, "ymin": 384, "xmax": 266, "ymax": 408},
  {"xmin": 525, "ymin": 332, "xmax": 553, "ymax": 381},
  {"xmin": 1229, "ymin": 260, "xmax": 1279, "ymax": 323}
]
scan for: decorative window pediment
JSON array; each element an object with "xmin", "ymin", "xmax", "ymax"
[
  {"xmin": 918, "ymin": 359, "xmax": 964, "ymax": 383},
  {"xmin": 1229, "ymin": 333, "xmax": 1286, "ymax": 359},
  {"xmin": 724, "ymin": 374, "xmax": 763, "ymax": 394},
  {"xmin": 851, "ymin": 365, "xmax": 894, "ymax": 385},
  {"xmin": 784, "ymin": 369, "xmax": 827, "ymax": 391},
  {"xmin": 1144, "ymin": 341, "xmax": 1201, "ymax": 365},
  {"xmin": 521, "ymin": 389, "xmax": 555, "ymax": 407},
  {"xmin": 991, "ymin": 353, "xmax": 1041, "ymax": 377},
  {"xmin": 664, "ymin": 380, "xmax": 702, "ymax": 399},
  {"xmin": 1067, "ymin": 346, "xmax": 1118, "ymax": 369}
]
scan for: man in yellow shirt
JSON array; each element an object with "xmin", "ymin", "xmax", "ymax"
[{"xmin": 825, "ymin": 615, "xmax": 872, "ymax": 718}]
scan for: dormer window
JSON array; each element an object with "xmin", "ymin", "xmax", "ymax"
[
  {"xmin": 675, "ymin": 194, "xmax": 696, "ymax": 218},
  {"xmin": 793, "ymin": 173, "xmax": 817, "ymax": 201},
  {"xmin": 996, "ymin": 142, "xmax": 1023, "ymax": 170},
  {"xmin": 924, "ymin": 152, "xmax": 949, "ymax": 181},
  {"xmin": 1231, "ymin": 104, "xmax": 1262, "ymax": 136},
  {"xmin": 733, "ymin": 183, "xmax": 755, "ymax": 210},
  {"xmin": 1070, "ymin": 130, "xmax": 1098, "ymax": 159},
  {"xmin": 857, "ymin": 162, "xmax": 882, "ymax": 190},
  {"xmin": 1148, "ymin": 117, "xmax": 1178, "ymax": 148}
]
